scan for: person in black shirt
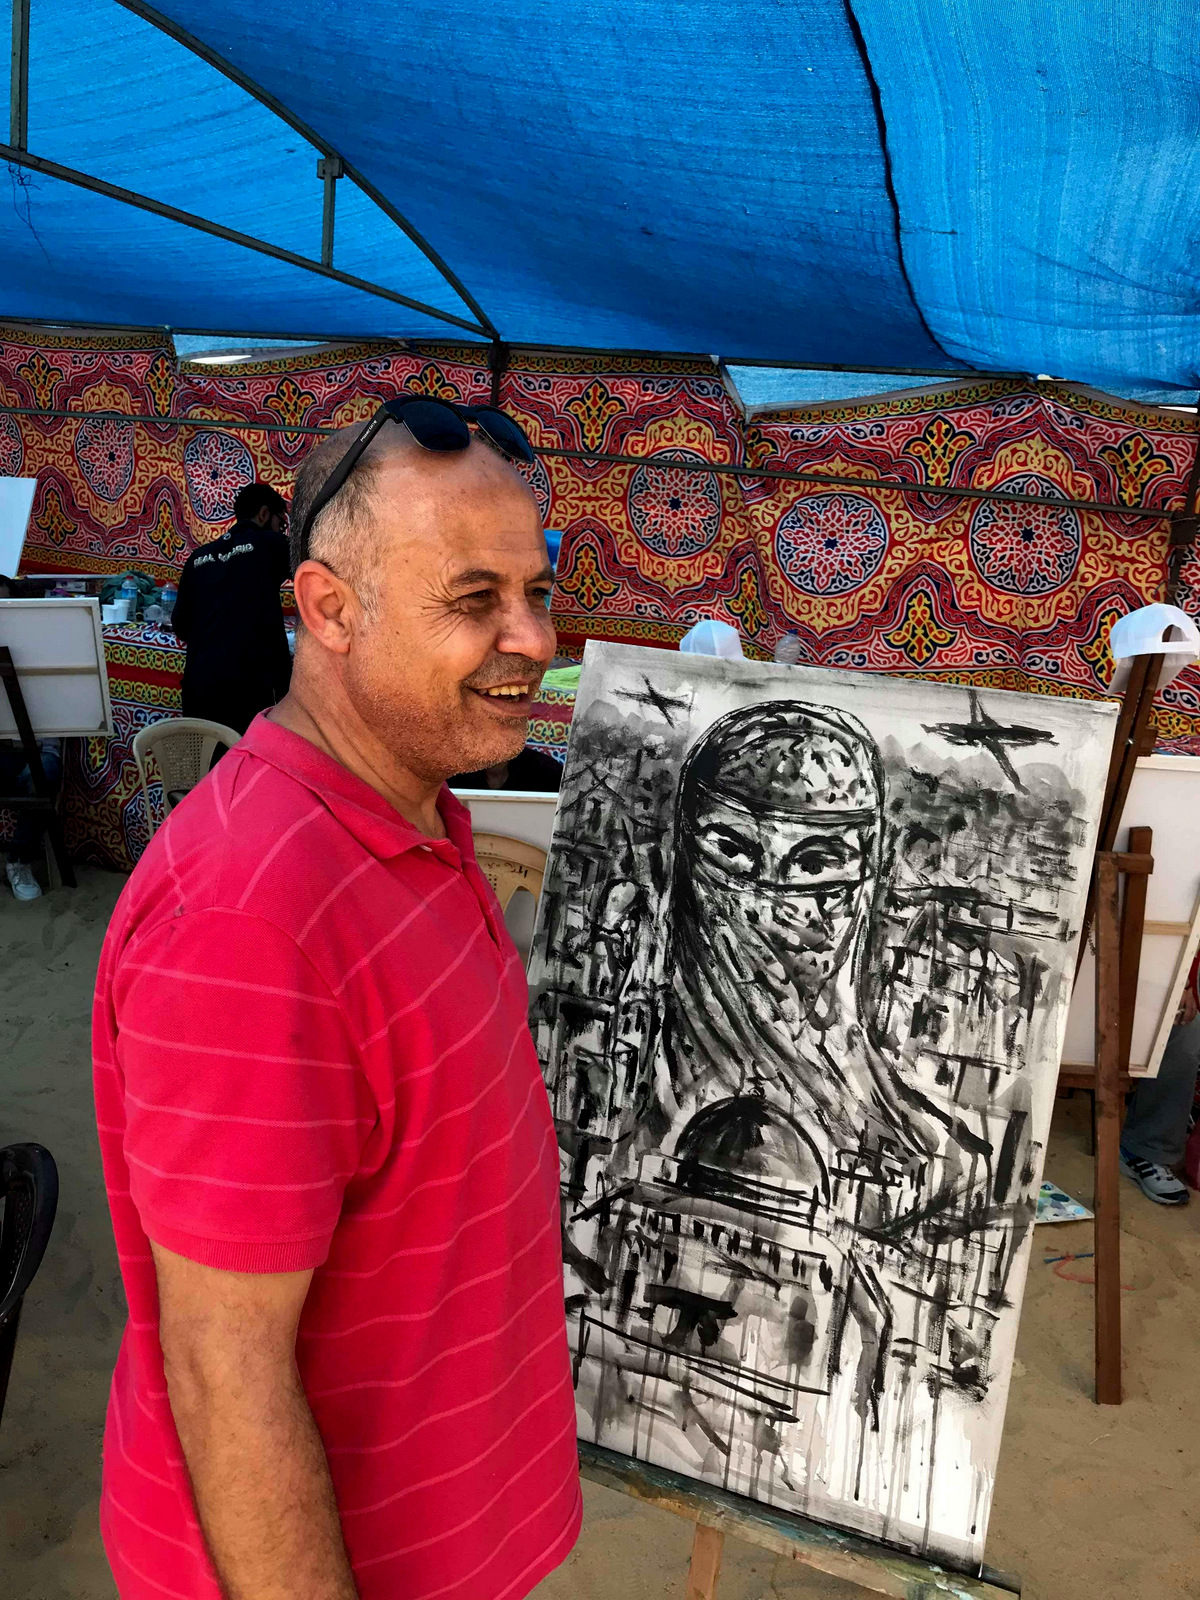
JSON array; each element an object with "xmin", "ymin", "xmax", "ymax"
[{"xmin": 173, "ymin": 483, "xmax": 293, "ymax": 735}]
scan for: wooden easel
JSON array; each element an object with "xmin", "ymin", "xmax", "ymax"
[
  {"xmin": 579, "ymin": 1442, "xmax": 1022, "ymax": 1600},
  {"xmin": 1059, "ymin": 650, "xmax": 1163, "ymax": 1405},
  {"xmin": 0, "ymin": 644, "xmax": 75, "ymax": 888}
]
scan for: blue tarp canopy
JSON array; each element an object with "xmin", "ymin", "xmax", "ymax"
[{"xmin": 2, "ymin": 1, "xmax": 1198, "ymax": 396}]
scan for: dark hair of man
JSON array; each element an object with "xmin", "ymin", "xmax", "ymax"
[{"xmin": 233, "ymin": 482, "xmax": 289, "ymax": 523}]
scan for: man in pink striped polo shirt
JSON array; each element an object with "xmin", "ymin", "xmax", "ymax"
[{"xmin": 93, "ymin": 406, "xmax": 581, "ymax": 1600}]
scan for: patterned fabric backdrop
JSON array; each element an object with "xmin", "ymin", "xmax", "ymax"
[
  {"xmin": 10, "ymin": 624, "xmax": 574, "ymax": 874},
  {"xmin": 4, "ymin": 326, "xmax": 1199, "ymax": 830}
]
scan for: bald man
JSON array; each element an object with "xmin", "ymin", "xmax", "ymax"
[{"xmin": 93, "ymin": 415, "xmax": 581, "ymax": 1600}]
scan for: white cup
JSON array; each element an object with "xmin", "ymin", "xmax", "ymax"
[{"xmin": 101, "ymin": 603, "xmax": 121, "ymax": 624}]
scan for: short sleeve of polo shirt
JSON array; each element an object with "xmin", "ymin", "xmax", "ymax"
[{"xmin": 114, "ymin": 907, "xmax": 371, "ymax": 1273}]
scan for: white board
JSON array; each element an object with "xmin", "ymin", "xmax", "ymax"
[
  {"xmin": 0, "ymin": 598, "xmax": 114, "ymax": 737},
  {"xmin": 0, "ymin": 477, "xmax": 36, "ymax": 578},
  {"xmin": 1061, "ymin": 754, "xmax": 1200, "ymax": 1076}
]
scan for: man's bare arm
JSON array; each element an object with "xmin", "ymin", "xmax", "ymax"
[{"xmin": 151, "ymin": 1242, "xmax": 358, "ymax": 1600}]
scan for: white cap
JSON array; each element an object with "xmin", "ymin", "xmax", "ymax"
[
  {"xmin": 1109, "ymin": 604, "xmax": 1200, "ymax": 692},
  {"xmin": 679, "ymin": 618, "xmax": 744, "ymax": 660}
]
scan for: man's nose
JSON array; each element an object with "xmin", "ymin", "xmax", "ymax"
[{"xmin": 495, "ymin": 593, "xmax": 556, "ymax": 666}]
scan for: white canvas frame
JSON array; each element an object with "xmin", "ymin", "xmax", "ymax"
[
  {"xmin": 1141, "ymin": 888, "xmax": 1200, "ymax": 1079},
  {"xmin": 1061, "ymin": 754, "xmax": 1200, "ymax": 1078},
  {"xmin": 0, "ymin": 598, "xmax": 114, "ymax": 737}
]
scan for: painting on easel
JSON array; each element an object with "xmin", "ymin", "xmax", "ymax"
[{"xmin": 528, "ymin": 643, "xmax": 1116, "ymax": 1567}]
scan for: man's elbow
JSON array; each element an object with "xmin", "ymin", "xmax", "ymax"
[
  {"xmin": 160, "ymin": 1323, "xmax": 297, "ymax": 1431},
  {"xmin": 159, "ymin": 1329, "xmax": 228, "ymax": 1427}
]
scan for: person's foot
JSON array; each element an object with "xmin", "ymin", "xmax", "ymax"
[
  {"xmin": 1120, "ymin": 1149, "xmax": 1189, "ymax": 1206},
  {"xmin": 5, "ymin": 860, "xmax": 42, "ymax": 902}
]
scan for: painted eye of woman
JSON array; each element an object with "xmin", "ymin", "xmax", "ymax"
[
  {"xmin": 780, "ymin": 836, "xmax": 851, "ymax": 880},
  {"xmin": 695, "ymin": 824, "xmax": 763, "ymax": 877}
]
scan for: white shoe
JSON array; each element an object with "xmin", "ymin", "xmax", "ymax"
[
  {"xmin": 1119, "ymin": 1150, "xmax": 1189, "ymax": 1206},
  {"xmin": 5, "ymin": 860, "xmax": 42, "ymax": 901}
]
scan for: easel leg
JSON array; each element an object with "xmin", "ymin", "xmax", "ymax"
[
  {"xmin": 1094, "ymin": 854, "xmax": 1123, "ymax": 1405},
  {"xmin": 0, "ymin": 647, "xmax": 75, "ymax": 889},
  {"xmin": 686, "ymin": 1523, "xmax": 724, "ymax": 1600},
  {"xmin": 41, "ymin": 809, "xmax": 75, "ymax": 889}
]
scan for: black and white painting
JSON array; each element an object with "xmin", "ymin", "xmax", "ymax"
[{"xmin": 527, "ymin": 643, "xmax": 1116, "ymax": 1567}]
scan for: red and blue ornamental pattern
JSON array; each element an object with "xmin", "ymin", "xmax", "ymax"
[{"xmin": 3, "ymin": 326, "xmax": 1199, "ymax": 758}]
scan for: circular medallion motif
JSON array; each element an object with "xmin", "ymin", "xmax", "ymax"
[
  {"xmin": 628, "ymin": 449, "xmax": 722, "ymax": 559},
  {"xmin": 74, "ymin": 416, "xmax": 135, "ymax": 502},
  {"xmin": 969, "ymin": 474, "xmax": 1082, "ymax": 595},
  {"xmin": 183, "ymin": 431, "xmax": 256, "ymax": 521},
  {"xmin": 0, "ymin": 413, "xmax": 24, "ymax": 476},
  {"xmin": 774, "ymin": 493, "xmax": 888, "ymax": 597}
]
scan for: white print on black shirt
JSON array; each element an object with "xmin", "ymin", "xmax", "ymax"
[{"xmin": 192, "ymin": 542, "xmax": 254, "ymax": 569}]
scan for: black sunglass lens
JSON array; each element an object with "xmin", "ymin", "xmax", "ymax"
[
  {"xmin": 397, "ymin": 400, "xmax": 471, "ymax": 453},
  {"xmin": 473, "ymin": 408, "xmax": 534, "ymax": 465}
]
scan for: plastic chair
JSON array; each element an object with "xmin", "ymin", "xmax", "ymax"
[
  {"xmin": 132, "ymin": 717, "xmax": 242, "ymax": 836},
  {"xmin": 0, "ymin": 1143, "xmax": 59, "ymax": 1431},
  {"xmin": 471, "ymin": 833, "xmax": 548, "ymax": 966},
  {"xmin": 471, "ymin": 833, "xmax": 548, "ymax": 911}
]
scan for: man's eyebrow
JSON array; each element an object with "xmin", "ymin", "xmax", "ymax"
[
  {"xmin": 449, "ymin": 564, "xmax": 556, "ymax": 588},
  {"xmin": 449, "ymin": 567, "xmax": 504, "ymax": 588}
]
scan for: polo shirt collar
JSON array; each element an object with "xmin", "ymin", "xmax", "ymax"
[{"xmin": 240, "ymin": 713, "xmax": 474, "ymax": 863}]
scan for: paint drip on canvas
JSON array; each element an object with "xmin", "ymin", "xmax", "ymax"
[{"xmin": 527, "ymin": 643, "xmax": 1115, "ymax": 1567}]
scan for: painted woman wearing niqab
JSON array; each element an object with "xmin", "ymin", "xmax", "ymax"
[{"xmin": 660, "ymin": 701, "xmax": 957, "ymax": 1173}]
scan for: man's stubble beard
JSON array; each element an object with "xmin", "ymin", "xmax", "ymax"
[{"xmin": 349, "ymin": 664, "xmax": 527, "ymax": 785}]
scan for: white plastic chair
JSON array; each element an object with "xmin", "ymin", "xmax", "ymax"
[
  {"xmin": 471, "ymin": 833, "xmax": 548, "ymax": 966},
  {"xmin": 132, "ymin": 717, "xmax": 242, "ymax": 837}
]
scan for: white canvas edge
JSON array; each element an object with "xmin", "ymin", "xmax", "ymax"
[
  {"xmin": 575, "ymin": 640, "xmax": 1123, "ymax": 736},
  {"xmin": 0, "ymin": 597, "xmax": 114, "ymax": 737},
  {"xmin": 1142, "ymin": 888, "xmax": 1200, "ymax": 1079},
  {"xmin": 1137, "ymin": 753, "xmax": 1200, "ymax": 773}
]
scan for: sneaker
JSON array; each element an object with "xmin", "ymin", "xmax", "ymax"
[
  {"xmin": 5, "ymin": 860, "xmax": 42, "ymax": 902},
  {"xmin": 1120, "ymin": 1149, "xmax": 1189, "ymax": 1206}
]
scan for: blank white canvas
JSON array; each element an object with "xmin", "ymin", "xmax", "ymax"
[
  {"xmin": 0, "ymin": 478, "xmax": 36, "ymax": 578},
  {"xmin": 0, "ymin": 599, "xmax": 114, "ymax": 736}
]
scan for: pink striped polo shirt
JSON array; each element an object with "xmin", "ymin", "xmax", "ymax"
[{"xmin": 92, "ymin": 714, "xmax": 580, "ymax": 1600}]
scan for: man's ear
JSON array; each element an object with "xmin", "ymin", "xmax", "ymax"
[
  {"xmin": 251, "ymin": 506, "xmax": 271, "ymax": 529},
  {"xmin": 292, "ymin": 560, "xmax": 358, "ymax": 655}
]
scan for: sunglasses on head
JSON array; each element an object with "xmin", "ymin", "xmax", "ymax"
[{"xmin": 295, "ymin": 395, "xmax": 535, "ymax": 567}]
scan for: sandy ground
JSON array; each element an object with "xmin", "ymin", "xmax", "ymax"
[{"xmin": 2, "ymin": 868, "xmax": 1199, "ymax": 1600}]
